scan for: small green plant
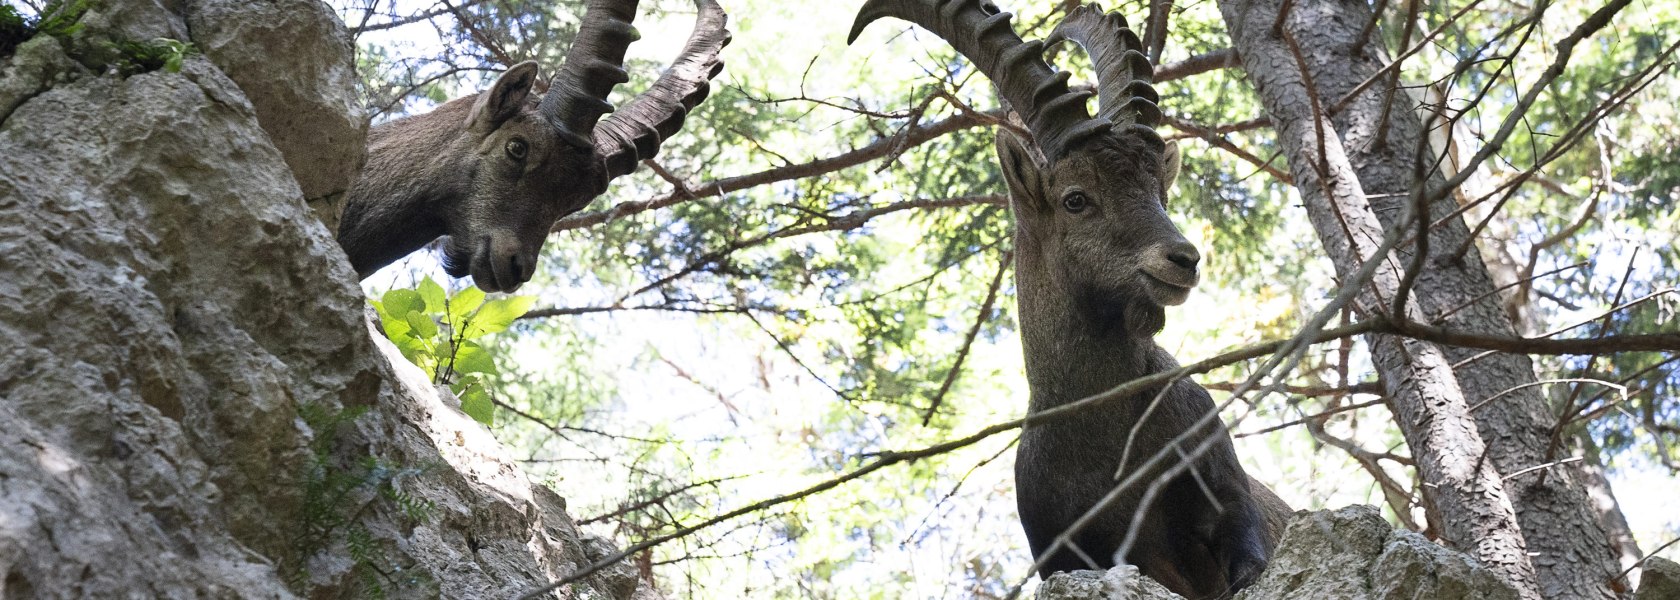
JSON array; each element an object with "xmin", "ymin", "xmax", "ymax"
[
  {"xmin": 288, "ymin": 403, "xmax": 437, "ymax": 598},
  {"xmin": 1, "ymin": 1, "xmax": 194, "ymax": 73},
  {"xmin": 111, "ymin": 37, "xmax": 196, "ymax": 73},
  {"xmin": 370, "ymin": 276, "xmax": 535, "ymax": 425}
]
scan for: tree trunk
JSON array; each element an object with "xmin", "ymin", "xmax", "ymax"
[{"xmin": 1215, "ymin": 0, "xmax": 1629, "ymax": 598}]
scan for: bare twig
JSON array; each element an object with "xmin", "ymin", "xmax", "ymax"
[
  {"xmin": 552, "ymin": 111, "xmax": 1000, "ymax": 232},
  {"xmin": 348, "ymin": 0, "xmax": 494, "ymax": 34},
  {"xmin": 922, "ymin": 250, "xmax": 1012, "ymax": 425}
]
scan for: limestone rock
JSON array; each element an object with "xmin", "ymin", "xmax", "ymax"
[
  {"xmin": 1638, "ymin": 556, "xmax": 1680, "ymax": 600},
  {"xmin": 1037, "ymin": 566, "xmax": 1184, "ymax": 600},
  {"xmin": 1033, "ymin": 506, "xmax": 1522, "ymax": 600},
  {"xmin": 1372, "ymin": 528, "xmax": 1520, "ymax": 600},
  {"xmin": 0, "ymin": 3, "xmax": 649, "ymax": 598},
  {"xmin": 186, "ymin": 0, "xmax": 368, "ymax": 228},
  {"xmin": 1237, "ymin": 505, "xmax": 1392, "ymax": 599},
  {"xmin": 0, "ymin": 37, "xmax": 87, "ymax": 122}
]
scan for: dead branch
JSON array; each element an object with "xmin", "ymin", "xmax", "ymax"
[
  {"xmin": 552, "ymin": 111, "xmax": 1000, "ymax": 233},
  {"xmin": 921, "ymin": 249, "xmax": 1012, "ymax": 425}
]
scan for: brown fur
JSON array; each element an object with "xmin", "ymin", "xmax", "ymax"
[
  {"xmin": 337, "ymin": 0, "xmax": 729, "ymax": 292},
  {"xmin": 338, "ymin": 63, "xmax": 608, "ymax": 292}
]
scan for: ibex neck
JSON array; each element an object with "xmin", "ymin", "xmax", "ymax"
[
  {"xmin": 1013, "ymin": 241, "xmax": 1171, "ymax": 414},
  {"xmin": 338, "ymin": 100, "xmax": 474, "ymax": 277}
]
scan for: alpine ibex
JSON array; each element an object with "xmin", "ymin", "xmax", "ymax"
[
  {"xmin": 338, "ymin": 0, "xmax": 730, "ymax": 292},
  {"xmin": 850, "ymin": 2, "xmax": 1287, "ymax": 597}
]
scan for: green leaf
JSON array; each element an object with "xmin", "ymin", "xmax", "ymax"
[
  {"xmin": 452, "ymin": 341, "xmax": 497, "ymax": 376},
  {"xmin": 463, "ymin": 295, "xmax": 536, "ymax": 338},
  {"xmin": 404, "ymin": 311, "xmax": 439, "ymax": 340},
  {"xmin": 380, "ymin": 314, "xmax": 413, "ymax": 341},
  {"xmin": 448, "ymin": 286, "xmax": 485, "ymax": 322},
  {"xmin": 392, "ymin": 335, "xmax": 428, "ymax": 367},
  {"xmin": 381, "ymin": 289, "xmax": 424, "ymax": 317},
  {"xmin": 457, "ymin": 380, "xmax": 494, "ymax": 426},
  {"xmin": 417, "ymin": 277, "xmax": 447, "ymax": 313}
]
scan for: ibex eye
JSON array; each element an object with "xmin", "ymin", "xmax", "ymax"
[
  {"xmin": 505, "ymin": 139, "xmax": 528, "ymax": 160},
  {"xmin": 1062, "ymin": 192, "xmax": 1089, "ymax": 214}
]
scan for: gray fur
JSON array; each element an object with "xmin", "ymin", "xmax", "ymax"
[{"xmin": 1002, "ymin": 128, "xmax": 1275, "ymax": 600}]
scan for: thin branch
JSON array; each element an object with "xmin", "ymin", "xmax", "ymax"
[
  {"xmin": 921, "ymin": 249, "xmax": 1012, "ymax": 425},
  {"xmin": 347, "ymin": 0, "xmax": 494, "ymax": 34},
  {"xmin": 1154, "ymin": 48, "xmax": 1240, "ymax": 81},
  {"xmin": 1433, "ymin": 261, "xmax": 1586, "ymax": 323},
  {"xmin": 579, "ymin": 475, "xmax": 749, "ymax": 526},
  {"xmin": 552, "ymin": 111, "xmax": 1000, "ymax": 232},
  {"xmin": 1426, "ymin": 0, "xmax": 1636, "ymax": 234},
  {"xmin": 1204, "ymin": 381, "xmax": 1382, "ymax": 397},
  {"xmin": 1234, "ymin": 398, "xmax": 1387, "ymax": 438},
  {"xmin": 1165, "ymin": 115, "xmax": 1293, "ymax": 183},
  {"xmin": 440, "ymin": 0, "xmax": 515, "ymax": 67},
  {"xmin": 618, "ymin": 195, "xmax": 1005, "ymax": 303}
]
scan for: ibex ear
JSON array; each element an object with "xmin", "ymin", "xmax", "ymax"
[
  {"xmin": 996, "ymin": 131, "xmax": 1049, "ymax": 213},
  {"xmin": 1159, "ymin": 140, "xmax": 1182, "ymax": 194},
  {"xmin": 467, "ymin": 61, "xmax": 539, "ymax": 132}
]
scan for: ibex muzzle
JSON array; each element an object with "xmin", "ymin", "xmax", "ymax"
[{"xmin": 338, "ymin": 0, "xmax": 730, "ymax": 293}]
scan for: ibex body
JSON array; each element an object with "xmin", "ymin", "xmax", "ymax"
[
  {"xmin": 339, "ymin": 0, "xmax": 729, "ymax": 292},
  {"xmin": 851, "ymin": 2, "xmax": 1284, "ymax": 598}
]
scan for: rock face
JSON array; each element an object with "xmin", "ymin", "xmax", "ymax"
[
  {"xmin": 0, "ymin": 2, "xmax": 647, "ymax": 598},
  {"xmin": 1034, "ymin": 506, "xmax": 1522, "ymax": 600},
  {"xmin": 1037, "ymin": 566, "xmax": 1182, "ymax": 600},
  {"xmin": 1238, "ymin": 505, "xmax": 1519, "ymax": 600},
  {"xmin": 1637, "ymin": 556, "xmax": 1680, "ymax": 600},
  {"xmin": 185, "ymin": 0, "xmax": 368, "ymax": 230}
]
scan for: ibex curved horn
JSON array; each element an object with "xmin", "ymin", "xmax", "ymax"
[
  {"xmin": 540, "ymin": 0, "xmax": 640, "ymax": 149},
  {"xmin": 1046, "ymin": 4, "xmax": 1163, "ymax": 141},
  {"xmin": 847, "ymin": 0, "xmax": 1109, "ymax": 161},
  {"xmin": 594, "ymin": 0, "xmax": 732, "ymax": 179}
]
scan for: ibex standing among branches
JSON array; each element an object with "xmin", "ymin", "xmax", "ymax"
[
  {"xmin": 338, "ymin": 0, "xmax": 730, "ymax": 292},
  {"xmin": 850, "ymin": 2, "xmax": 1286, "ymax": 597}
]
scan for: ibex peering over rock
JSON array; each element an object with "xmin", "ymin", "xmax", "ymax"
[
  {"xmin": 339, "ymin": 0, "xmax": 730, "ymax": 292},
  {"xmin": 850, "ymin": 2, "xmax": 1288, "ymax": 597}
]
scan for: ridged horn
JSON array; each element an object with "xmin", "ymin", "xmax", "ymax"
[
  {"xmin": 540, "ymin": 0, "xmax": 640, "ymax": 149},
  {"xmin": 1047, "ymin": 4, "xmax": 1164, "ymax": 137},
  {"xmin": 848, "ymin": 0, "xmax": 1109, "ymax": 161},
  {"xmin": 593, "ymin": 0, "xmax": 731, "ymax": 179}
]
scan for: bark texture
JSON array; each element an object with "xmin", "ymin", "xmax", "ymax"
[{"xmin": 1214, "ymin": 0, "xmax": 1627, "ymax": 597}]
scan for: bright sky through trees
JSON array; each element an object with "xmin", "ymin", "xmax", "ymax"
[{"xmin": 335, "ymin": 0, "xmax": 1678, "ymax": 596}]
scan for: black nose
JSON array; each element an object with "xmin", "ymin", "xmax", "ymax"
[{"xmin": 1167, "ymin": 243, "xmax": 1201, "ymax": 271}]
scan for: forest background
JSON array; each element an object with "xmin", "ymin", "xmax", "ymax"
[{"xmin": 282, "ymin": 0, "xmax": 1674, "ymax": 596}]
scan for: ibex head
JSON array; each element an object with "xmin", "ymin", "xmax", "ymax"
[
  {"xmin": 340, "ymin": 0, "xmax": 730, "ymax": 292},
  {"xmin": 851, "ymin": 1, "xmax": 1195, "ymax": 332}
]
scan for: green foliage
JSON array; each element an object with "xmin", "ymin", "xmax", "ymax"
[
  {"xmin": 285, "ymin": 403, "xmax": 437, "ymax": 598},
  {"xmin": 109, "ymin": 37, "xmax": 195, "ymax": 73},
  {"xmin": 370, "ymin": 276, "xmax": 535, "ymax": 425},
  {"xmin": 0, "ymin": 0, "xmax": 89, "ymax": 56},
  {"xmin": 0, "ymin": 5, "xmax": 26, "ymax": 57},
  {"xmin": 0, "ymin": 0, "xmax": 194, "ymax": 74}
]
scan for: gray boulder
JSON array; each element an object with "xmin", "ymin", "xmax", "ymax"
[
  {"xmin": 1637, "ymin": 556, "xmax": 1680, "ymax": 600},
  {"xmin": 1038, "ymin": 566, "xmax": 1183, "ymax": 600},
  {"xmin": 0, "ymin": 2, "xmax": 645, "ymax": 598},
  {"xmin": 1034, "ymin": 506, "xmax": 1522, "ymax": 600}
]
